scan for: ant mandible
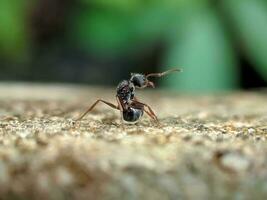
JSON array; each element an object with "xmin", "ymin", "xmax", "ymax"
[{"xmin": 75, "ymin": 68, "xmax": 181, "ymax": 124}]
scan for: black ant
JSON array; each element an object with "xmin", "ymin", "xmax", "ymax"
[{"xmin": 75, "ymin": 68, "xmax": 181, "ymax": 124}]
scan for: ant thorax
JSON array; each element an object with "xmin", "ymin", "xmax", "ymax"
[{"xmin": 116, "ymin": 80, "xmax": 135, "ymax": 104}]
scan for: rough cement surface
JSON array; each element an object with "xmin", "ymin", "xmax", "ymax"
[{"xmin": 0, "ymin": 83, "xmax": 266, "ymax": 200}]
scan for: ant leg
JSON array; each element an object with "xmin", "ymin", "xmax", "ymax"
[
  {"xmin": 146, "ymin": 107, "xmax": 159, "ymax": 122},
  {"xmin": 76, "ymin": 99, "xmax": 119, "ymax": 121},
  {"xmin": 116, "ymin": 96, "xmax": 127, "ymax": 127},
  {"xmin": 143, "ymin": 108, "xmax": 157, "ymax": 121},
  {"xmin": 132, "ymin": 100, "xmax": 158, "ymax": 122},
  {"xmin": 116, "ymin": 96, "xmax": 123, "ymax": 112}
]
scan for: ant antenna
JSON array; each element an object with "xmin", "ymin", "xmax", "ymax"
[{"xmin": 146, "ymin": 68, "xmax": 182, "ymax": 78}]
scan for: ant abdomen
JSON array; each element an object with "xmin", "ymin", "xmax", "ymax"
[{"xmin": 122, "ymin": 107, "xmax": 143, "ymax": 123}]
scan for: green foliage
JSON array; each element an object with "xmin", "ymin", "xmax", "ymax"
[
  {"xmin": 0, "ymin": 0, "xmax": 29, "ymax": 59},
  {"xmin": 1, "ymin": 0, "xmax": 267, "ymax": 92},
  {"xmin": 223, "ymin": 0, "xmax": 267, "ymax": 80},
  {"xmin": 162, "ymin": 6, "xmax": 238, "ymax": 92},
  {"xmin": 70, "ymin": 10, "xmax": 135, "ymax": 55},
  {"xmin": 69, "ymin": 0, "xmax": 180, "ymax": 55},
  {"xmin": 69, "ymin": 0, "xmax": 267, "ymax": 92}
]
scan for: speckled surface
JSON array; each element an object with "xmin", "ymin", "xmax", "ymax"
[{"xmin": 0, "ymin": 83, "xmax": 266, "ymax": 199}]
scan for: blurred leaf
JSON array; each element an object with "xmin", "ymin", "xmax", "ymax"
[
  {"xmin": 133, "ymin": 2, "xmax": 179, "ymax": 42},
  {"xmin": 0, "ymin": 0, "xmax": 28, "ymax": 59},
  {"xmin": 161, "ymin": 6, "xmax": 238, "ymax": 93},
  {"xmin": 69, "ymin": 0, "xmax": 184, "ymax": 55},
  {"xmin": 69, "ymin": 9, "xmax": 136, "ymax": 55},
  {"xmin": 80, "ymin": 0, "xmax": 140, "ymax": 12},
  {"xmin": 223, "ymin": 0, "xmax": 267, "ymax": 81}
]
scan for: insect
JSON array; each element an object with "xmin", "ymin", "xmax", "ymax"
[{"xmin": 75, "ymin": 68, "xmax": 181, "ymax": 124}]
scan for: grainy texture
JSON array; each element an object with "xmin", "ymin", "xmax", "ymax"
[{"xmin": 0, "ymin": 83, "xmax": 266, "ymax": 200}]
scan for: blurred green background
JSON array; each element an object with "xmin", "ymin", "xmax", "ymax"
[{"xmin": 0, "ymin": 0, "xmax": 267, "ymax": 93}]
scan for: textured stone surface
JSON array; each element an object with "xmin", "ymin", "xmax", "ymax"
[{"xmin": 0, "ymin": 83, "xmax": 266, "ymax": 199}]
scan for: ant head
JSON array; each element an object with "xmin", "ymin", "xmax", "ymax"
[
  {"xmin": 130, "ymin": 73, "xmax": 155, "ymax": 89},
  {"xmin": 130, "ymin": 68, "xmax": 182, "ymax": 89}
]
